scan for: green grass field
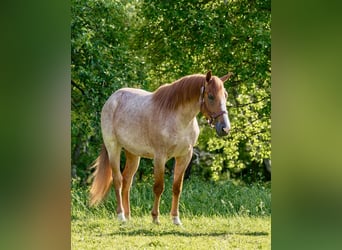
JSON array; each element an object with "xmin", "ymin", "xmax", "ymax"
[{"xmin": 72, "ymin": 177, "xmax": 271, "ymax": 249}]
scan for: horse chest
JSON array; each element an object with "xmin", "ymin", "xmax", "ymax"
[{"xmin": 158, "ymin": 121, "xmax": 199, "ymax": 157}]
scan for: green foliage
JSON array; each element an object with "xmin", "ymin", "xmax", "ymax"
[
  {"xmin": 72, "ymin": 215, "xmax": 271, "ymax": 249},
  {"xmin": 71, "ymin": 0, "xmax": 146, "ymax": 181},
  {"xmin": 134, "ymin": 0, "xmax": 270, "ymax": 181},
  {"xmin": 71, "ymin": 0, "xmax": 271, "ymax": 183},
  {"xmin": 72, "ymin": 177, "xmax": 271, "ymax": 219}
]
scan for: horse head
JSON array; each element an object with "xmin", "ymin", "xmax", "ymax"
[{"xmin": 200, "ymin": 71, "xmax": 233, "ymax": 137}]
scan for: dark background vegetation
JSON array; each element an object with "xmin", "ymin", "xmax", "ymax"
[{"xmin": 71, "ymin": 0, "xmax": 271, "ymax": 184}]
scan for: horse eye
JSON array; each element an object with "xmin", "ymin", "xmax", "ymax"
[{"xmin": 208, "ymin": 94, "xmax": 215, "ymax": 101}]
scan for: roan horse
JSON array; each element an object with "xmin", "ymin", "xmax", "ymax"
[{"xmin": 90, "ymin": 71, "xmax": 232, "ymax": 225}]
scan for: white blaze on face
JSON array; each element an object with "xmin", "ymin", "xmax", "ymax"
[{"xmin": 220, "ymin": 101, "xmax": 231, "ymax": 132}]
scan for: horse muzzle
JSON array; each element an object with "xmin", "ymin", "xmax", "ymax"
[
  {"xmin": 215, "ymin": 114, "xmax": 230, "ymax": 137},
  {"xmin": 215, "ymin": 122, "xmax": 229, "ymax": 137}
]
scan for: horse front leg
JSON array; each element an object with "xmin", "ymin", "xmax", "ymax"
[
  {"xmin": 171, "ymin": 149, "xmax": 193, "ymax": 225},
  {"xmin": 151, "ymin": 156, "xmax": 166, "ymax": 224},
  {"xmin": 122, "ymin": 150, "xmax": 140, "ymax": 220}
]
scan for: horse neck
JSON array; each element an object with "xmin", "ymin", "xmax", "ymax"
[
  {"xmin": 152, "ymin": 74, "xmax": 205, "ymax": 124},
  {"xmin": 171, "ymin": 76, "xmax": 204, "ymax": 124},
  {"xmin": 174, "ymin": 98, "xmax": 199, "ymax": 126}
]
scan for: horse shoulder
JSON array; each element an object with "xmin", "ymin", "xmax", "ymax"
[
  {"xmin": 185, "ymin": 118, "xmax": 200, "ymax": 145},
  {"xmin": 161, "ymin": 117, "xmax": 200, "ymax": 157}
]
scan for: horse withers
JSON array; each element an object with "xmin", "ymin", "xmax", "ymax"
[{"xmin": 89, "ymin": 71, "xmax": 232, "ymax": 225}]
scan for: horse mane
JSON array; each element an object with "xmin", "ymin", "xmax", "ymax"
[{"xmin": 152, "ymin": 74, "xmax": 205, "ymax": 112}]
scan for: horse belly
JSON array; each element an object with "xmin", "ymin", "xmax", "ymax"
[
  {"xmin": 120, "ymin": 137, "xmax": 155, "ymax": 159},
  {"xmin": 114, "ymin": 121, "xmax": 155, "ymax": 159},
  {"xmin": 115, "ymin": 124, "xmax": 192, "ymax": 159}
]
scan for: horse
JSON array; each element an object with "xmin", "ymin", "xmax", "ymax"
[{"xmin": 89, "ymin": 70, "xmax": 232, "ymax": 225}]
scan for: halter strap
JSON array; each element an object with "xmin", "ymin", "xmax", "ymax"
[{"xmin": 200, "ymin": 82, "xmax": 227, "ymax": 127}]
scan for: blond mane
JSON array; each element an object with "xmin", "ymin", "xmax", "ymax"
[{"xmin": 152, "ymin": 74, "xmax": 205, "ymax": 112}]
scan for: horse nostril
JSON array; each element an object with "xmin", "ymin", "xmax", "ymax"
[{"xmin": 222, "ymin": 127, "xmax": 230, "ymax": 134}]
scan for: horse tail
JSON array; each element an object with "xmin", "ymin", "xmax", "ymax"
[{"xmin": 89, "ymin": 144, "xmax": 112, "ymax": 206}]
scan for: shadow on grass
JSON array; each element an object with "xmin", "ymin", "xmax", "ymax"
[{"xmin": 100, "ymin": 228, "xmax": 268, "ymax": 238}]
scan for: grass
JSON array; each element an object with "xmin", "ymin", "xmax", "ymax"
[{"xmin": 72, "ymin": 177, "xmax": 271, "ymax": 249}]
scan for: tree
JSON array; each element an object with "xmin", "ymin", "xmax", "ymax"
[
  {"xmin": 71, "ymin": 0, "xmax": 271, "ymax": 183},
  {"xmin": 71, "ymin": 0, "xmax": 145, "ymax": 181},
  {"xmin": 134, "ymin": 0, "xmax": 271, "ymax": 181}
]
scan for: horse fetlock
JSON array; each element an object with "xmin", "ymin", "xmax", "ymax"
[
  {"xmin": 117, "ymin": 212, "xmax": 126, "ymax": 222},
  {"xmin": 152, "ymin": 216, "xmax": 160, "ymax": 225},
  {"xmin": 172, "ymin": 216, "xmax": 182, "ymax": 226},
  {"xmin": 124, "ymin": 213, "xmax": 131, "ymax": 220}
]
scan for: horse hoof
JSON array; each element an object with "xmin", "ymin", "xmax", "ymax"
[
  {"xmin": 118, "ymin": 212, "xmax": 126, "ymax": 223},
  {"xmin": 172, "ymin": 216, "xmax": 182, "ymax": 226}
]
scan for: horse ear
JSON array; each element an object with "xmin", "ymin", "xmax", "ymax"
[
  {"xmin": 206, "ymin": 70, "xmax": 212, "ymax": 83},
  {"xmin": 220, "ymin": 72, "xmax": 233, "ymax": 83}
]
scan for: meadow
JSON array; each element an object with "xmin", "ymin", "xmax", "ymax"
[{"xmin": 72, "ymin": 177, "xmax": 271, "ymax": 249}]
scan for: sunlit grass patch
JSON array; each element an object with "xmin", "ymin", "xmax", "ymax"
[{"xmin": 72, "ymin": 178, "xmax": 271, "ymax": 249}]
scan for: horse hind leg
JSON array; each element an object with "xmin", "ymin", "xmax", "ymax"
[
  {"xmin": 171, "ymin": 149, "xmax": 193, "ymax": 225},
  {"xmin": 106, "ymin": 142, "xmax": 125, "ymax": 222},
  {"xmin": 122, "ymin": 150, "xmax": 140, "ymax": 220}
]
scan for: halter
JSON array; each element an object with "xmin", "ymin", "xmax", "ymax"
[{"xmin": 200, "ymin": 82, "xmax": 227, "ymax": 127}]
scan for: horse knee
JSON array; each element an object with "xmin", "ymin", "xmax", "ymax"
[
  {"xmin": 153, "ymin": 182, "xmax": 164, "ymax": 196},
  {"xmin": 122, "ymin": 178, "xmax": 130, "ymax": 193},
  {"xmin": 122, "ymin": 173, "xmax": 132, "ymax": 187},
  {"xmin": 172, "ymin": 184, "xmax": 181, "ymax": 196}
]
